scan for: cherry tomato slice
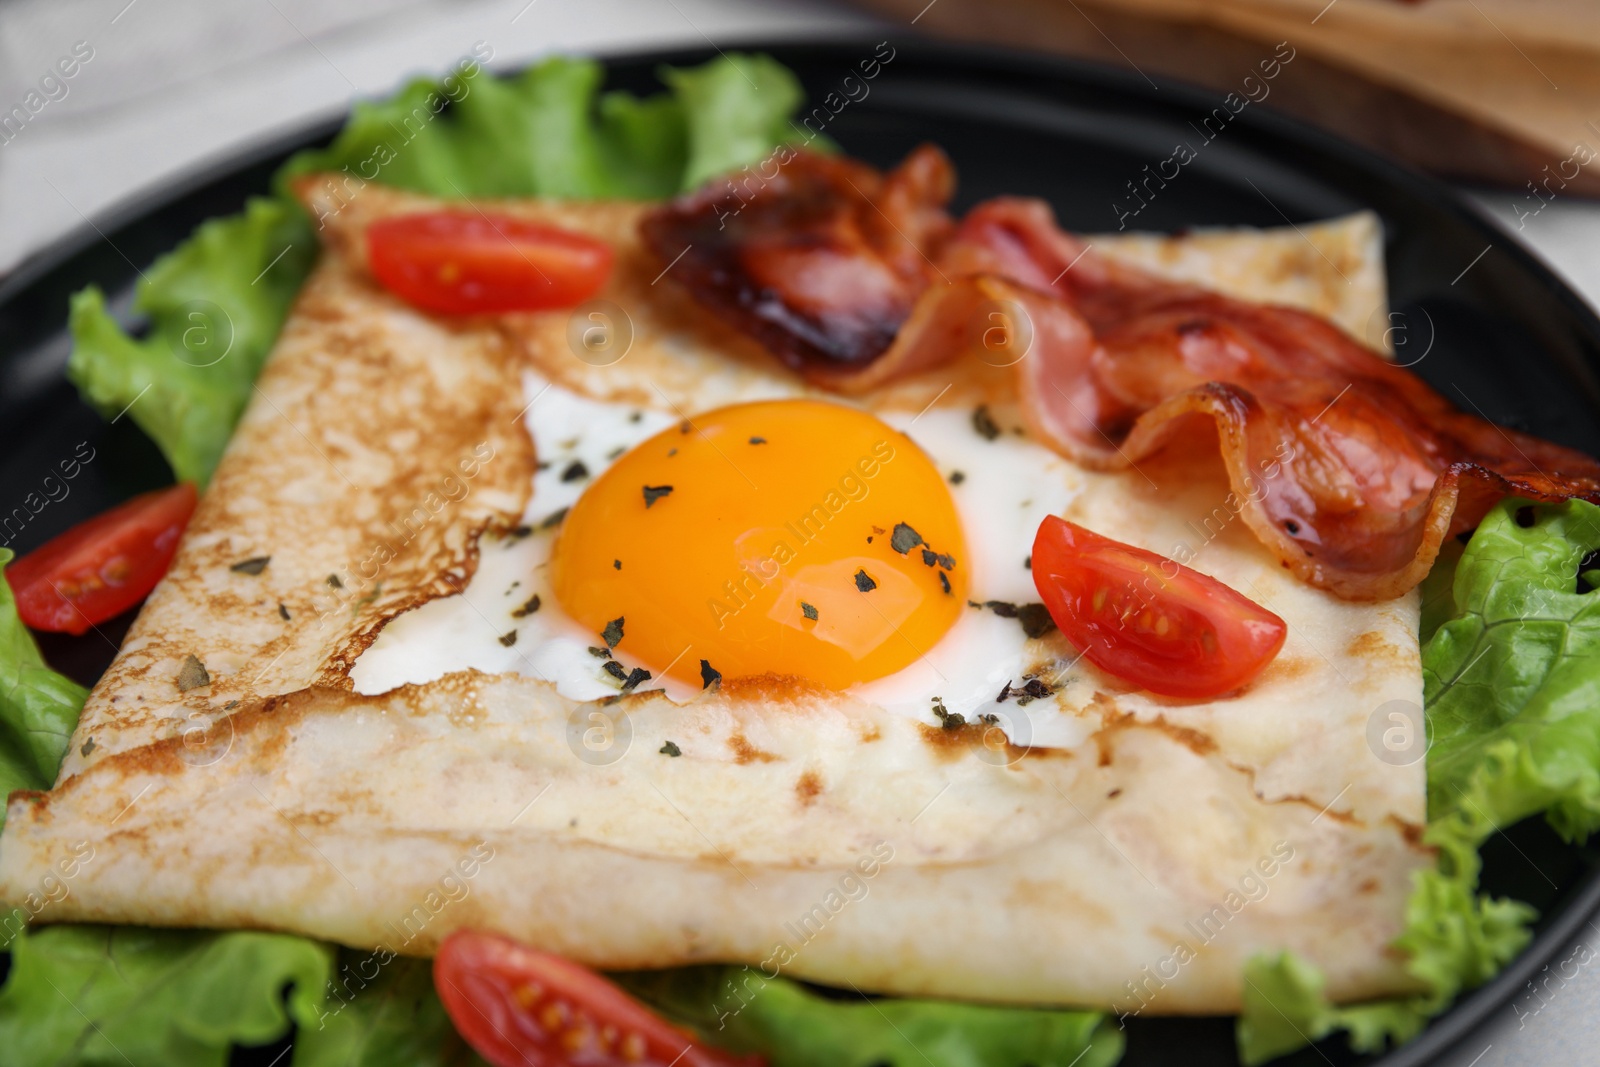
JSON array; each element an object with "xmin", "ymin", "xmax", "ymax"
[
  {"xmin": 434, "ymin": 930, "xmax": 763, "ymax": 1067},
  {"xmin": 6, "ymin": 483, "xmax": 197, "ymax": 635},
  {"xmin": 367, "ymin": 211, "xmax": 613, "ymax": 315},
  {"xmin": 1031, "ymin": 516, "xmax": 1286, "ymax": 699}
]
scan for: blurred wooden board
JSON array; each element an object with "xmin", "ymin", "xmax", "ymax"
[{"xmin": 855, "ymin": 0, "xmax": 1600, "ymax": 196}]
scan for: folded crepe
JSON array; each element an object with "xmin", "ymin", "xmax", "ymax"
[{"xmin": 0, "ymin": 184, "xmax": 1428, "ymax": 1015}]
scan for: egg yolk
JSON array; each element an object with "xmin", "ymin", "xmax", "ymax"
[{"xmin": 550, "ymin": 399, "xmax": 969, "ymax": 690}]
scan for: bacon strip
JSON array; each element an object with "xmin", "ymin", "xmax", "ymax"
[
  {"xmin": 951, "ymin": 199, "xmax": 1600, "ymax": 599},
  {"xmin": 639, "ymin": 146, "xmax": 955, "ymax": 387},
  {"xmin": 642, "ymin": 154, "xmax": 1600, "ymax": 600}
]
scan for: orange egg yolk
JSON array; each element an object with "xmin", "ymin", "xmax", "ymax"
[{"xmin": 550, "ymin": 399, "xmax": 969, "ymax": 690}]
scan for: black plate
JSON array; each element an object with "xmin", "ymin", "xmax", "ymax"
[{"xmin": 2, "ymin": 38, "xmax": 1597, "ymax": 1067}]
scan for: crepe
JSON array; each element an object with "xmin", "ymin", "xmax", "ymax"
[{"xmin": 0, "ymin": 183, "xmax": 1429, "ymax": 1015}]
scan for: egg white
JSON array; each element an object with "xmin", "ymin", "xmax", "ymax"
[{"xmin": 351, "ymin": 371, "xmax": 1088, "ymax": 747}]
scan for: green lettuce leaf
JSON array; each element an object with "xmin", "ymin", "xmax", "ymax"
[
  {"xmin": 617, "ymin": 965, "xmax": 1123, "ymax": 1067},
  {"xmin": 0, "ymin": 548, "xmax": 88, "ymax": 818},
  {"xmin": 1238, "ymin": 498, "xmax": 1600, "ymax": 1063},
  {"xmin": 0, "ymin": 925, "xmax": 332, "ymax": 1066},
  {"xmin": 69, "ymin": 53, "xmax": 805, "ymax": 489},
  {"xmin": 291, "ymin": 954, "xmax": 484, "ymax": 1067},
  {"xmin": 1424, "ymin": 499, "xmax": 1600, "ymax": 835},
  {"xmin": 68, "ymin": 198, "xmax": 318, "ymax": 486},
  {"xmin": 664, "ymin": 53, "xmax": 806, "ymax": 188}
]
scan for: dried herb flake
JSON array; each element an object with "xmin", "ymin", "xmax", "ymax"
[
  {"xmin": 889, "ymin": 523, "xmax": 924, "ymax": 555},
  {"xmin": 602, "ymin": 660, "xmax": 628, "ymax": 681},
  {"xmin": 230, "ymin": 556, "xmax": 270, "ymax": 575},
  {"xmin": 602, "ymin": 616, "xmax": 625, "ymax": 648},
  {"xmin": 972, "ymin": 405, "xmax": 1001, "ymax": 441},
  {"xmin": 511, "ymin": 594, "xmax": 542, "ymax": 618},
  {"xmin": 561, "ymin": 460, "xmax": 590, "ymax": 482},
  {"xmin": 642, "ymin": 485, "xmax": 674, "ymax": 508},
  {"xmin": 176, "ymin": 654, "xmax": 211, "ymax": 692},
  {"xmin": 853, "ymin": 569, "xmax": 877, "ymax": 592},
  {"xmin": 660, "ymin": 741, "xmax": 682, "ymax": 757},
  {"xmin": 1017, "ymin": 603, "xmax": 1057, "ymax": 639},
  {"xmin": 700, "ymin": 659, "xmax": 722, "ymax": 689},
  {"xmin": 499, "ymin": 630, "xmax": 518, "ymax": 647},
  {"xmin": 801, "ymin": 601, "xmax": 819, "ymax": 621}
]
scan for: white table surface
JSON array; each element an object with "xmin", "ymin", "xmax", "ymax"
[{"xmin": 2, "ymin": 1, "xmax": 1597, "ymax": 1063}]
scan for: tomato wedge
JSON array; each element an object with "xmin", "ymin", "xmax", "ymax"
[
  {"xmin": 434, "ymin": 931, "xmax": 763, "ymax": 1067},
  {"xmin": 367, "ymin": 211, "xmax": 613, "ymax": 315},
  {"xmin": 1031, "ymin": 516, "xmax": 1286, "ymax": 699},
  {"xmin": 6, "ymin": 483, "xmax": 197, "ymax": 635}
]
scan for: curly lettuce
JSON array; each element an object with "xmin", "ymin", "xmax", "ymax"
[
  {"xmin": 68, "ymin": 52, "xmax": 805, "ymax": 488},
  {"xmin": 290, "ymin": 955, "xmax": 484, "ymax": 1067},
  {"xmin": 1239, "ymin": 498, "xmax": 1600, "ymax": 1063},
  {"xmin": 618, "ymin": 966, "xmax": 1124, "ymax": 1067},
  {"xmin": 0, "ymin": 925, "xmax": 332, "ymax": 1067},
  {"xmin": 0, "ymin": 548, "xmax": 87, "ymax": 820}
]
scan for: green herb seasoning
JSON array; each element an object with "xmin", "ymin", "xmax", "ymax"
[
  {"xmin": 1017, "ymin": 603, "xmax": 1057, "ymax": 639},
  {"xmin": 700, "ymin": 659, "xmax": 722, "ymax": 688},
  {"xmin": 176, "ymin": 654, "xmax": 211, "ymax": 692},
  {"xmin": 890, "ymin": 523, "xmax": 924, "ymax": 555}
]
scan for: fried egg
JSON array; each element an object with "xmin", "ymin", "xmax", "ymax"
[{"xmin": 351, "ymin": 371, "xmax": 1087, "ymax": 744}]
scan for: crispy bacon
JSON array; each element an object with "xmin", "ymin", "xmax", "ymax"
[
  {"xmin": 639, "ymin": 146, "xmax": 954, "ymax": 383},
  {"xmin": 951, "ymin": 199, "xmax": 1600, "ymax": 599},
  {"xmin": 643, "ymin": 154, "xmax": 1600, "ymax": 600}
]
